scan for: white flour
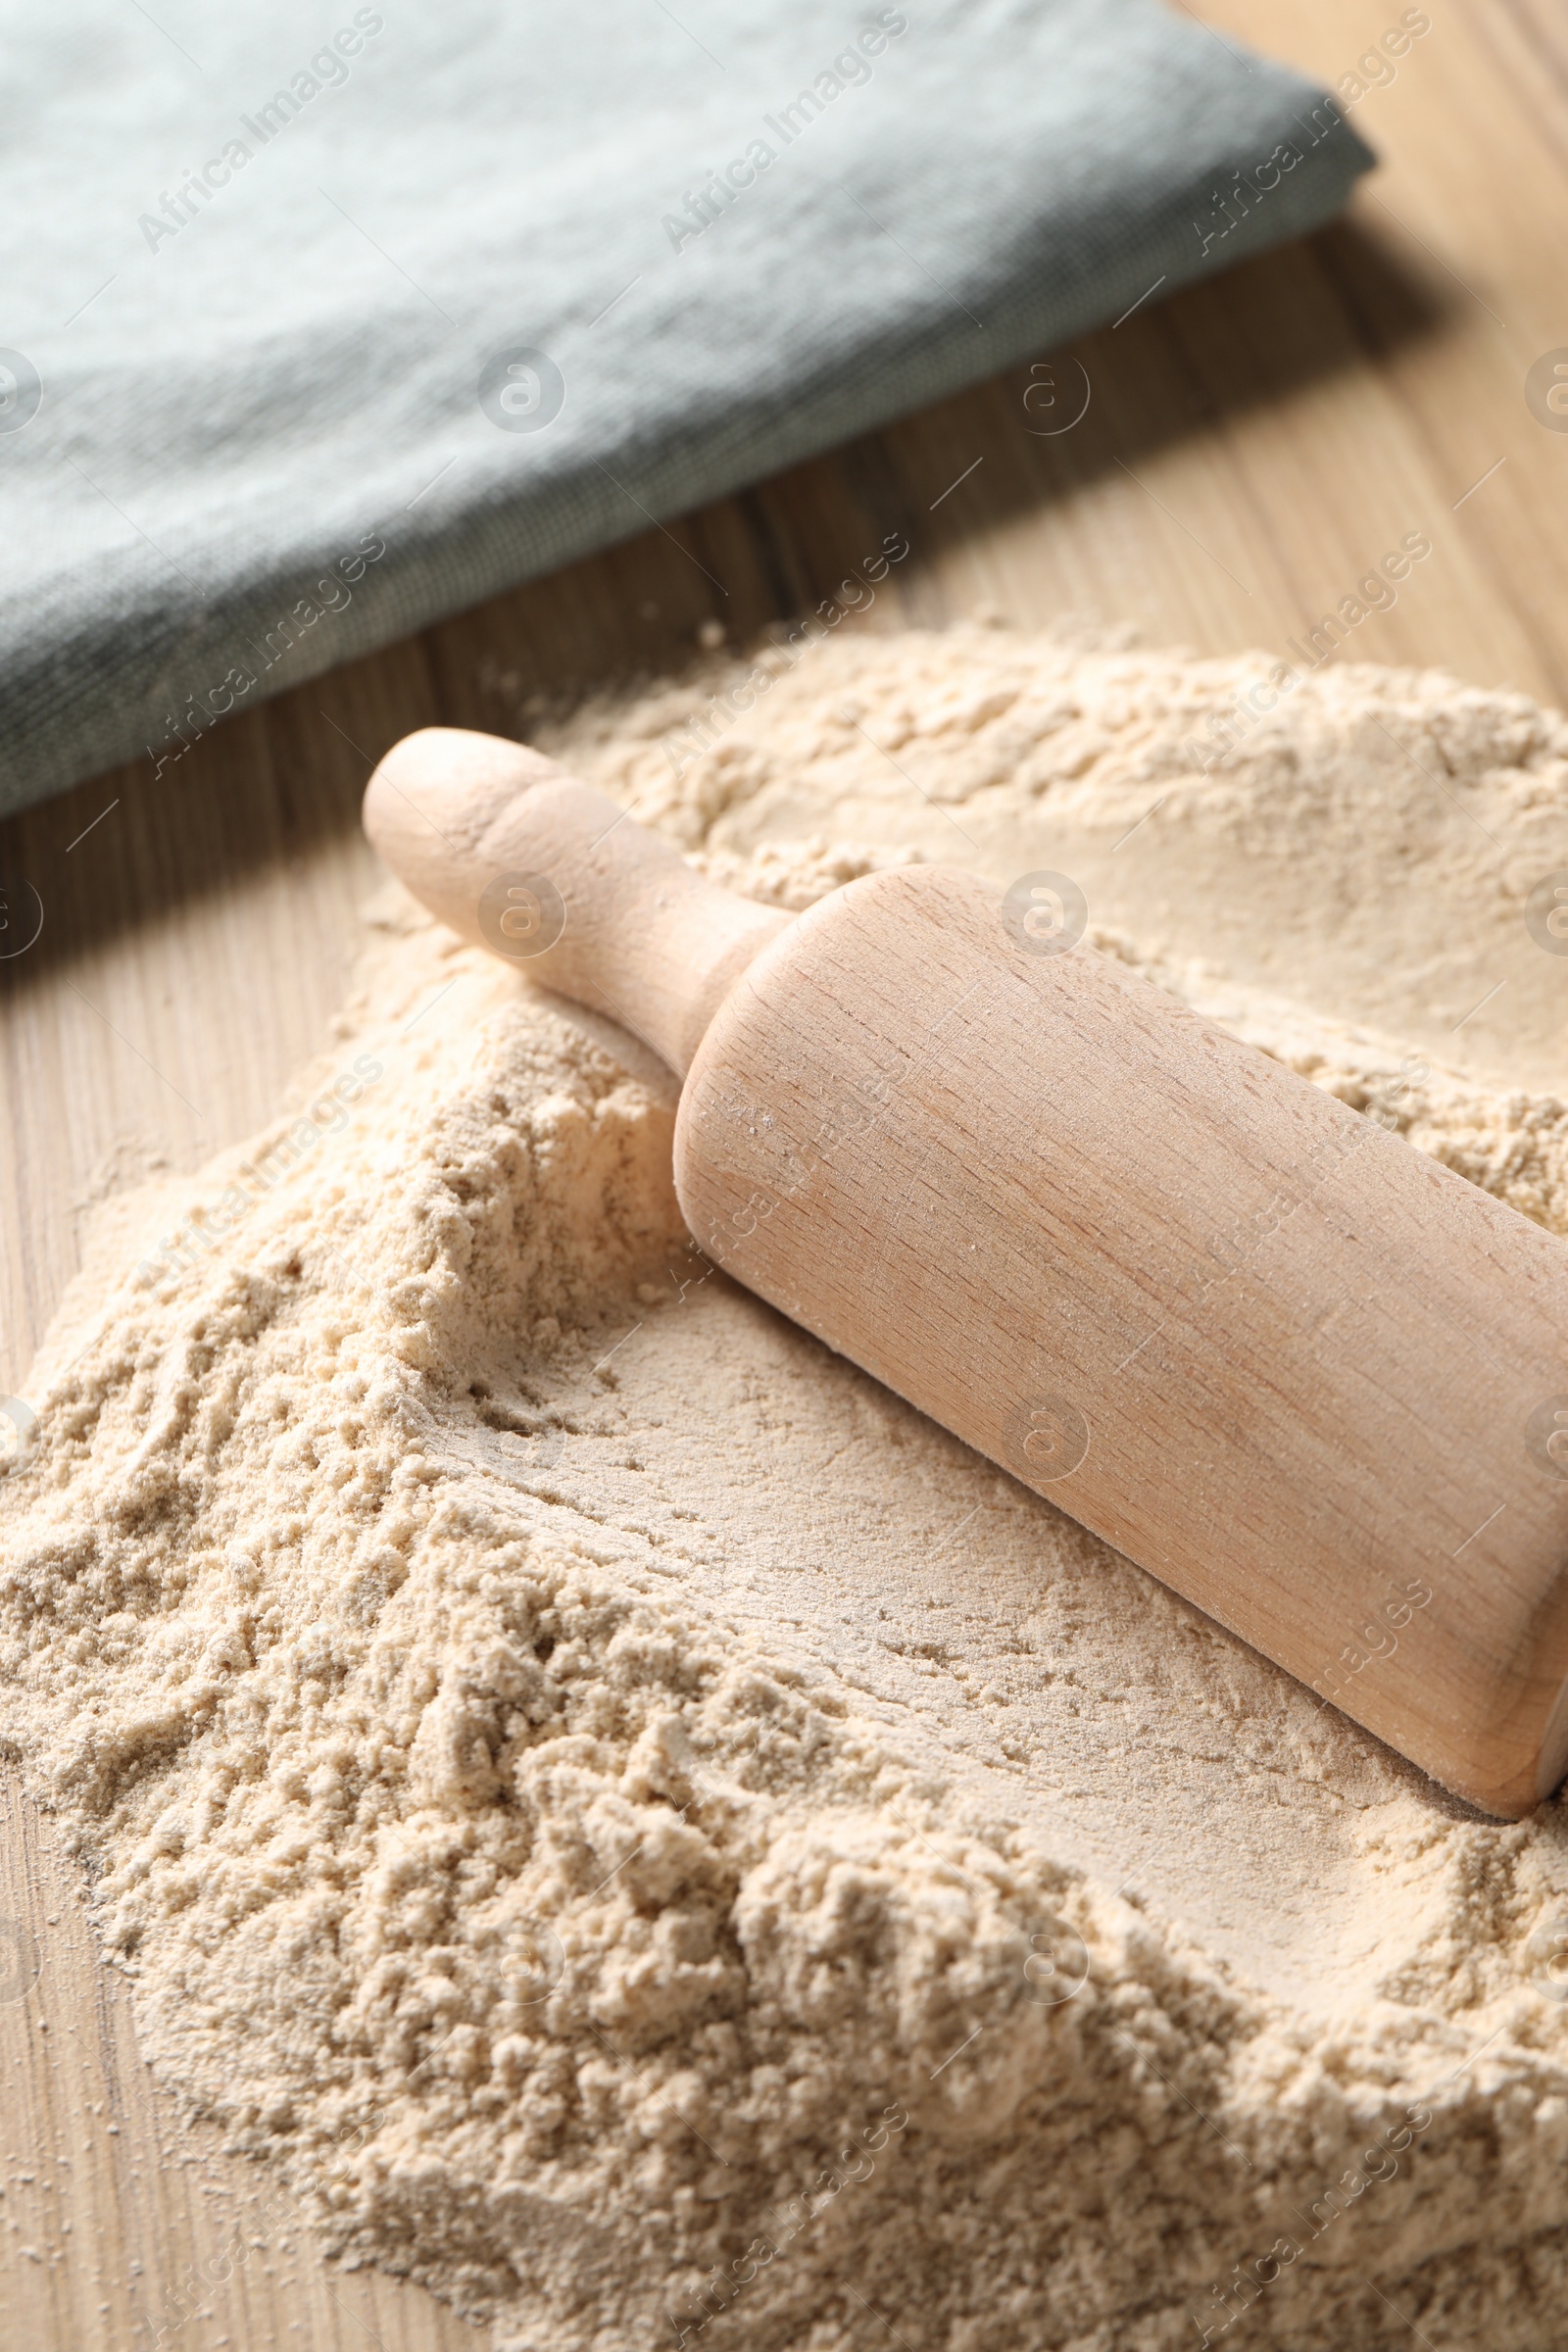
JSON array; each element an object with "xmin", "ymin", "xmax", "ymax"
[{"xmin": 6, "ymin": 624, "xmax": 1568, "ymax": 2350}]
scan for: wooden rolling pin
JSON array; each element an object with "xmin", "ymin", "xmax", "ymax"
[{"xmin": 365, "ymin": 726, "xmax": 1568, "ymax": 1819}]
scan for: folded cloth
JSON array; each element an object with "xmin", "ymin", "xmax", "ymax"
[{"xmin": 0, "ymin": 0, "xmax": 1371, "ymax": 814}]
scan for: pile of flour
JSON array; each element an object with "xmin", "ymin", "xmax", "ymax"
[{"xmin": 7, "ymin": 625, "xmax": 1568, "ymax": 2351}]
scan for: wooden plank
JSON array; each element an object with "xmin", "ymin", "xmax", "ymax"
[
  {"xmin": 0, "ymin": 1766, "xmax": 483, "ymax": 2349},
  {"xmin": 2, "ymin": 3, "xmax": 1565, "ymax": 2340}
]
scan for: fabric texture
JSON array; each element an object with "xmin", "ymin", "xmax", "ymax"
[{"xmin": 0, "ymin": 0, "xmax": 1372, "ymax": 813}]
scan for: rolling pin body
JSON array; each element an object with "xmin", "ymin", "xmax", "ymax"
[{"xmin": 366, "ymin": 730, "xmax": 1568, "ymax": 1817}]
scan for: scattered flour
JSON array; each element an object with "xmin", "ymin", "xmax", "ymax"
[{"xmin": 6, "ymin": 625, "xmax": 1568, "ymax": 2350}]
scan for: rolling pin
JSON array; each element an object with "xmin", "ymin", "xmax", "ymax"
[{"xmin": 365, "ymin": 726, "xmax": 1568, "ymax": 1819}]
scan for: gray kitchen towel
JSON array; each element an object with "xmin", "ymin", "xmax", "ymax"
[{"xmin": 0, "ymin": 0, "xmax": 1371, "ymax": 814}]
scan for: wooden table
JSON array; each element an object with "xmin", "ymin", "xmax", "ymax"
[{"xmin": 3, "ymin": 4, "xmax": 1565, "ymax": 2342}]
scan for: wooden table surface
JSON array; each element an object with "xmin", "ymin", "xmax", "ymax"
[{"xmin": 4, "ymin": 4, "xmax": 1567, "ymax": 2344}]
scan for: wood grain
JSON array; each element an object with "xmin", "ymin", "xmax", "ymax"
[{"xmin": 2, "ymin": 2, "xmax": 1566, "ymax": 2341}]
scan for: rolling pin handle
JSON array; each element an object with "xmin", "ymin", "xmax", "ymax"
[{"xmin": 363, "ymin": 726, "xmax": 790, "ymax": 1076}]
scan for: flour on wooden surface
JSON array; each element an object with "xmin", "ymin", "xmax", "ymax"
[{"xmin": 6, "ymin": 626, "xmax": 1568, "ymax": 2351}]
